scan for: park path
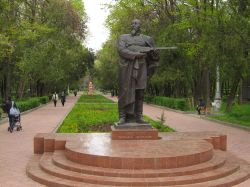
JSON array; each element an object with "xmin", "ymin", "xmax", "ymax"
[
  {"xmin": 105, "ymin": 95, "xmax": 250, "ymax": 187},
  {"xmin": 0, "ymin": 93, "xmax": 249, "ymax": 186},
  {"xmin": 0, "ymin": 94, "xmax": 80, "ymax": 187}
]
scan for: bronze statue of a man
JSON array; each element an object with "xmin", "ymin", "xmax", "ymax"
[{"xmin": 117, "ymin": 19, "xmax": 159, "ymax": 125}]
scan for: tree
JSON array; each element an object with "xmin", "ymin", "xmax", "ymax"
[{"xmin": 0, "ymin": 0, "xmax": 93, "ymax": 99}]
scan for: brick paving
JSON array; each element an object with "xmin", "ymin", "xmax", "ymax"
[
  {"xmin": 0, "ymin": 94, "xmax": 79, "ymax": 187},
  {"xmin": 0, "ymin": 94, "xmax": 249, "ymax": 186}
]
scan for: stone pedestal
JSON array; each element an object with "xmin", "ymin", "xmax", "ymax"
[
  {"xmin": 28, "ymin": 132, "xmax": 250, "ymax": 187},
  {"xmin": 111, "ymin": 125, "xmax": 159, "ymax": 140}
]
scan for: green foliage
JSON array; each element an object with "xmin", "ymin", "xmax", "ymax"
[
  {"xmin": 38, "ymin": 96, "xmax": 50, "ymax": 104},
  {"xmin": 0, "ymin": 0, "xmax": 93, "ymax": 99},
  {"xmin": 0, "ymin": 98, "xmax": 3, "ymax": 104},
  {"xmin": 0, "ymin": 108, "xmax": 3, "ymax": 119},
  {"xmin": 93, "ymin": 40, "xmax": 118, "ymax": 91},
  {"xmin": 16, "ymin": 98, "xmax": 40, "ymax": 112},
  {"xmin": 145, "ymin": 96, "xmax": 191, "ymax": 111},
  {"xmin": 58, "ymin": 94, "xmax": 173, "ymax": 133},
  {"xmin": 15, "ymin": 96, "xmax": 49, "ymax": 112}
]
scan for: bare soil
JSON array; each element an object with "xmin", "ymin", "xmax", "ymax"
[{"xmin": 90, "ymin": 123, "xmax": 112, "ymax": 132}]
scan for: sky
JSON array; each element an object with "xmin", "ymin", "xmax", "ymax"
[{"xmin": 84, "ymin": 0, "xmax": 113, "ymax": 52}]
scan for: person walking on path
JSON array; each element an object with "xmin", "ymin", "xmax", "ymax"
[
  {"xmin": 52, "ymin": 92, "xmax": 58, "ymax": 107},
  {"xmin": 60, "ymin": 91, "xmax": 66, "ymax": 106},
  {"xmin": 74, "ymin": 90, "xmax": 77, "ymax": 96},
  {"xmin": 5, "ymin": 96, "xmax": 14, "ymax": 131}
]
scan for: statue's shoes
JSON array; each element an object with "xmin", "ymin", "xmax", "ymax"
[
  {"xmin": 135, "ymin": 118, "xmax": 147, "ymax": 124},
  {"xmin": 118, "ymin": 117, "xmax": 126, "ymax": 125}
]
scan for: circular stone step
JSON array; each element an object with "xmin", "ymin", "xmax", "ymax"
[
  {"xmin": 53, "ymin": 150, "xmax": 226, "ymax": 178},
  {"xmin": 65, "ymin": 138, "xmax": 213, "ymax": 169},
  {"xmin": 39, "ymin": 153, "xmax": 240, "ymax": 186}
]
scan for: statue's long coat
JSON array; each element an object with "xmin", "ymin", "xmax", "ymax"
[{"xmin": 117, "ymin": 33, "xmax": 159, "ymax": 113}]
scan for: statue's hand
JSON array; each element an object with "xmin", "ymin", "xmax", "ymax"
[
  {"xmin": 140, "ymin": 47, "xmax": 154, "ymax": 53},
  {"xmin": 136, "ymin": 52, "xmax": 147, "ymax": 58}
]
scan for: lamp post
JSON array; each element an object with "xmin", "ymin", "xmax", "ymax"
[{"xmin": 213, "ymin": 65, "xmax": 221, "ymax": 112}]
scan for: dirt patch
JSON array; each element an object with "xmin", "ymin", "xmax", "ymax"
[{"xmin": 90, "ymin": 123, "xmax": 112, "ymax": 132}]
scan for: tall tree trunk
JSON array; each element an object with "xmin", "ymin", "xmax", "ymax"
[
  {"xmin": 193, "ymin": 64, "xmax": 202, "ymax": 104},
  {"xmin": 238, "ymin": 79, "xmax": 243, "ymax": 104},
  {"xmin": 225, "ymin": 76, "xmax": 241, "ymax": 112},
  {"xmin": 0, "ymin": 80, "xmax": 4, "ymax": 99},
  {"xmin": 17, "ymin": 79, "xmax": 26, "ymax": 99},
  {"xmin": 4, "ymin": 57, "xmax": 11, "ymax": 100},
  {"xmin": 201, "ymin": 65, "xmax": 210, "ymax": 106}
]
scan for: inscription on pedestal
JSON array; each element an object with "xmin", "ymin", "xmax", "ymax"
[{"xmin": 111, "ymin": 126, "xmax": 159, "ymax": 140}]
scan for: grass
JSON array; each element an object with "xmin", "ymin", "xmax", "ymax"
[
  {"xmin": 57, "ymin": 94, "xmax": 174, "ymax": 133},
  {"xmin": 77, "ymin": 94, "xmax": 114, "ymax": 103},
  {"xmin": 209, "ymin": 103, "xmax": 250, "ymax": 128}
]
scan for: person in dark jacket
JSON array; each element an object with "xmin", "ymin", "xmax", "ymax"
[
  {"xmin": 61, "ymin": 91, "xmax": 66, "ymax": 106},
  {"xmin": 5, "ymin": 97, "xmax": 14, "ymax": 132},
  {"xmin": 196, "ymin": 98, "xmax": 206, "ymax": 115},
  {"xmin": 73, "ymin": 90, "xmax": 77, "ymax": 96}
]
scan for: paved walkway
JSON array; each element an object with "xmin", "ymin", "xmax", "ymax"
[
  {"xmin": 0, "ymin": 94, "xmax": 249, "ymax": 186},
  {"xmin": 106, "ymin": 95, "xmax": 250, "ymax": 187},
  {"xmin": 0, "ymin": 94, "xmax": 79, "ymax": 187}
]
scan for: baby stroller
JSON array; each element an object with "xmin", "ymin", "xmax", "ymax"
[
  {"xmin": 8, "ymin": 114, "xmax": 22, "ymax": 133},
  {"xmin": 7, "ymin": 102, "xmax": 22, "ymax": 133}
]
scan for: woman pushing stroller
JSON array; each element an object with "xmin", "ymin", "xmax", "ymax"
[{"xmin": 5, "ymin": 97, "xmax": 21, "ymax": 133}]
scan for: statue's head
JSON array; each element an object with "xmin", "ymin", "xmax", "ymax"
[{"xmin": 131, "ymin": 19, "xmax": 141, "ymax": 35}]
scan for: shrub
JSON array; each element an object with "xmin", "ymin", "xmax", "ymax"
[
  {"xmin": 38, "ymin": 96, "xmax": 49, "ymax": 104},
  {"xmin": 0, "ymin": 108, "xmax": 3, "ymax": 119},
  {"xmin": 16, "ymin": 98, "xmax": 40, "ymax": 112},
  {"xmin": 147, "ymin": 96, "xmax": 190, "ymax": 111},
  {"xmin": 15, "ymin": 96, "xmax": 49, "ymax": 112},
  {"xmin": 144, "ymin": 95, "xmax": 153, "ymax": 103}
]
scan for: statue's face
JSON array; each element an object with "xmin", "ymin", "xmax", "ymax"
[{"xmin": 131, "ymin": 19, "xmax": 141, "ymax": 33}]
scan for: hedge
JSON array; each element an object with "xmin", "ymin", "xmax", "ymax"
[
  {"xmin": 144, "ymin": 95, "xmax": 191, "ymax": 111},
  {"xmin": 16, "ymin": 96, "xmax": 50, "ymax": 112}
]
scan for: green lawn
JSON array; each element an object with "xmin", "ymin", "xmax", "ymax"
[
  {"xmin": 77, "ymin": 94, "xmax": 114, "ymax": 103},
  {"xmin": 57, "ymin": 94, "xmax": 174, "ymax": 133},
  {"xmin": 209, "ymin": 103, "xmax": 250, "ymax": 128}
]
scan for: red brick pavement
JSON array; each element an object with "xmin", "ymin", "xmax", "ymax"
[{"xmin": 0, "ymin": 94, "xmax": 79, "ymax": 187}]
